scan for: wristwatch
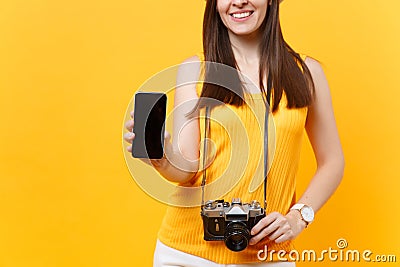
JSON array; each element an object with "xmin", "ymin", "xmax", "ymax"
[{"xmin": 290, "ymin": 204, "xmax": 315, "ymax": 227}]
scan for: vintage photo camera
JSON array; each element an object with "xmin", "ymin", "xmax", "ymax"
[{"xmin": 201, "ymin": 198, "xmax": 265, "ymax": 252}]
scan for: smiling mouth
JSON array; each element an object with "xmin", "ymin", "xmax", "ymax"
[{"xmin": 231, "ymin": 11, "xmax": 253, "ymax": 19}]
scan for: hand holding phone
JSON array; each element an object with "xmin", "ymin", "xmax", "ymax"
[{"xmin": 131, "ymin": 92, "xmax": 167, "ymax": 159}]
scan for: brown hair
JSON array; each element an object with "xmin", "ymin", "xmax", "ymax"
[{"xmin": 200, "ymin": 0, "xmax": 314, "ymax": 112}]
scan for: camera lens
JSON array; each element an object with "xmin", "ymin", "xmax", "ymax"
[{"xmin": 224, "ymin": 222, "xmax": 251, "ymax": 252}]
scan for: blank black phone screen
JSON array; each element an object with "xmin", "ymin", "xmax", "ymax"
[{"xmin": 132, "ymin": 92, "xmax": 167, "ymax": 159}]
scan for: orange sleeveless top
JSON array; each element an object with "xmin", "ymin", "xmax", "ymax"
[{"xmin": 157, "ymin": 54, "xmax": 308, "ymax": 264}]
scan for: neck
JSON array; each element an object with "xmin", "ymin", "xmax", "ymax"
[{"xmin": 228, "ymin": 31, "xmax": 261, "ymax": 66}]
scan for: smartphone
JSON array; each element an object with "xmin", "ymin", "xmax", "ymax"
[{"xmin": 132, "ymin": 92, "xmax": 167, "ymax": 159}]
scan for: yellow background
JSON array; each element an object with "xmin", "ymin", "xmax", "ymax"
[{"xmin": 1, "ymin": 0, "xmax": 399, "ymax": 266}]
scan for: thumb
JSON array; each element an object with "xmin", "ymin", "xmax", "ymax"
[
  {"xmin": 164, "ymin": 130, "xmax": 171, "ymax": 143},
  {"xmin": 163, "ymin": 130, "xmax": 173, "ymax": 158}
]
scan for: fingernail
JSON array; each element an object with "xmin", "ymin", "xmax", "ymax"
[{"xmin": 249, "ymin": 239, "xmax": 254, "ymax": 245}]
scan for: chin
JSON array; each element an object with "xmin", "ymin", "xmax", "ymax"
[
  {"xmin": 228, "ymin": 24, "xmax": 260, "ymax": 37},
  {"xmin": 230, "ymin": 29, "xmax": 259, "ymax": 37}
]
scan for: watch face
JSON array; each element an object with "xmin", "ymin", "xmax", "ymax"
[{"xmin": 301, "ymin": 206, "xmax": 315, "ymax": 223}]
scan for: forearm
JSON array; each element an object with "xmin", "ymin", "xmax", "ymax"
[
  {"xmin": 152, "ymin": 143, "xmax": 199, "ymax": 184},
  {"xmin": 296, "ymin": 157, "xmax": 344, "ymax": 213}
]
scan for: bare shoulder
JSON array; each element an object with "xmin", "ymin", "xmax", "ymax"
[
  {"xmin": 304, "ymin": 56, "xmax": 330, "ymax": 97},
  {"xmin": 304, "ymin": 56, "xmax": 325, "ymax": 78},
  {"xmin": 181, "ymin": 55, "xmax": 201, "ymax": 64}
]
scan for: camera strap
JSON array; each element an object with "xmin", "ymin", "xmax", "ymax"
[
  {"xmin": 263, "ymin": 73, "xmax": 272, "ymax": 210},
  {"xmin": 201, "ymin": 74, "xmax": 272, "ymax": 211},
  {"xmin": 201, "ymin": 105, "xmax": 211, "ymax": 207}
]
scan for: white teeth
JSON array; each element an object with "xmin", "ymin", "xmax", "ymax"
[{"xmin": 232, "ymin": 12, "xmax": 251, "ymax": 19}]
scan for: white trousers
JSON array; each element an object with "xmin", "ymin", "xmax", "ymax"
[{"xmin": 153, "ymin": 240, "xmax": 296, "ymax": 267}]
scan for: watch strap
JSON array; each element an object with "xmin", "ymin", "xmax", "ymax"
[
  {"xmin": 290, "ymin": 203, "xmax": 305, "ymax": 211},
  {"xmin": 290, "ymin": 203, "xmax": 313, "ymax": 227}
]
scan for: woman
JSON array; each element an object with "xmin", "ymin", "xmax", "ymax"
[{"xmin": 124, "ymin": 0, "xmax": 344, "ymax": 266}]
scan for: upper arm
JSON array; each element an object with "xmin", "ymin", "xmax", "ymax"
[
  {"xmin": 304, "ymin": 57, "xmax": 344, "ymax": 168},
  {"xmin": 172, "ymin": 56, "xmax": 202, "ymax": 161}
]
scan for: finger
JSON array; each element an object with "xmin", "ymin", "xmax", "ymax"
[
  {"xmin": 250, "ymin": 213, "xmax": 288, "ymax": 245},
  {"xmin": 140, "ymin": 158, "xmax": 163, "ymax": 168},
  {"xmin": 251, "ymin": 212, "xmax": 280, "ymax": 235},
  {"xmin": 150, "ymin": 159, "xmax": 164, "ymax": 168},
  {"xmin": 268, "ymin": 223, "xmax": 291, "ymax": 241},
  {"xmin": 130, "ymin": 110, "xmax": 134, "ymax": 118},
  {"xmin": 126, "ymin": 145, "xmax": 132, "ymax": 153},
  {"xmin": 164, "ymin": 130, "xmax": 171, "ymax": 141},
  {"xmin": 125, "ymin": 120, "xmax": 134, "ymax": 131},
  {"xmin": 123, "ymin": 132, "xmax": 135, "ymax": 143},
  {"xmin": 250, "ymin": 217, "xmax": 283, "ymax": 245},
  {"xmin": 274, "ymin": 231, "xmax": 294, "ymax": 244},
  {"xmin": 249, "ymin": 223, "xmax": 279, "ymax": 245}
]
